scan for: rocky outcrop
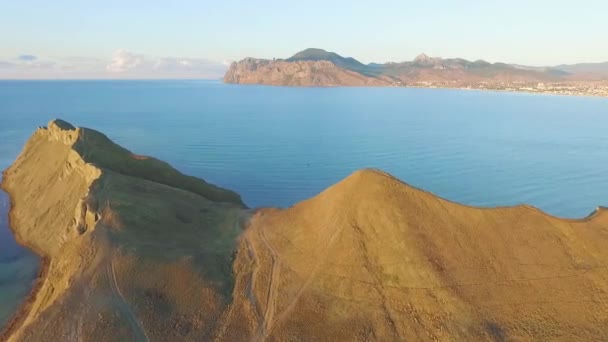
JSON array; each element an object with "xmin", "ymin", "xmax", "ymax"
[
  {"xmin": 3, "ymin": 121, "xmax": 608, "ymax": 341},
  {"xmin": 224, "ymin": 58, "xmax": 393, "ymax": 87}
]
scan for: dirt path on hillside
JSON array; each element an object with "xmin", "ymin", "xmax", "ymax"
[{"xmin": 106, "ymin": 259, "xmax": 150, "ymax": 342}]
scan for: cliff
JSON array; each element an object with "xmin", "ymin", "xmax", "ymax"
[
  {"xmin": 3, "ymin": 121, "xmax": 608, "ymax": 341},
  {"xmin": 224, "ymin": 58, "xmax": 392, "ymax": 87}
]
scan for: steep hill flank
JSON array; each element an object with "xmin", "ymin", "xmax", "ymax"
[
  {"xmin": 286, "ymin": 48, "xmax": 376, "ymax": 76},
  {"xmin": 235, "ymin": 169, "xmax": 608, "ymax": 340}
]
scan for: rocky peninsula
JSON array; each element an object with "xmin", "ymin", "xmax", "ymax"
[{"xmin": 2, "ymin": 120, "xmax": 608, "ymax": 341}]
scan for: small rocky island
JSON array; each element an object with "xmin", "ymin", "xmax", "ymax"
[
  {"xmin": 2, "ymin": 120, "xmax": 608, "ymax": 341},
  {"xmin": 225, "ymin": 48, "xmax": 608, "ymax": 97}
]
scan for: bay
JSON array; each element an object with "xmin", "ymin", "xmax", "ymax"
[{"xmin": 1, "ymin": 80, "xmax": 607, "ymax": 329}]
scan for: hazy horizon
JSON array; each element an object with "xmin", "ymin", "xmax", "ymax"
[{"xmin": 1, "ymin": 0, "xmax": 607, "ymax": 79}]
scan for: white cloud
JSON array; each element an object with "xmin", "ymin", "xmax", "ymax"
[
  {"xmin": 1, "ymin": 50, "xmax": 228, "ymax": 79},
  {"xmin": 25, "ymin": 60, "xmax": 56, "ymax": 69},
  {"xmin": 0, "ymin": 61, "xmax": 16, "ymax": 69},
  {"xmin": 106, "ymin": 49, "xmax": 145, "ymax": 72},
  {"xmin": 153, "ymin": 57, "xmax": 224, "ymax": 72}
]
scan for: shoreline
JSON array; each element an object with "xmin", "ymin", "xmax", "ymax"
[
  {"xmin": 0, "ymin": 173, "xmax": 49, "ymax": 341},
  {"xmin": 1, "ymin": 78, "xmax": 607, "ymax": 99},
  {"xmin": 224, "ymin": 81, "xmax": 608, "ymax": 99},
  {"xmin": 1, "ymin": 78, "xmax": 606, "ymax": 98},
  {"xmin": 402, "ymin": 84, "xmax": 608, "ymax": 99}
]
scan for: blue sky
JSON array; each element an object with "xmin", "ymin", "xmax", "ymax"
[{"xmin": 1, "ymin": 0, "xmax": 606, "ymax": 79}]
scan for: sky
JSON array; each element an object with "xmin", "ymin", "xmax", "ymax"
[{"xmin": 1, "ymin": 0, "xmax": 606, "ymax": 79}]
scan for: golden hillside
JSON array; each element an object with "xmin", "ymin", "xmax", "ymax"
[{"xmin": 237, "ymin": 169, "xmax": 608, "ymax": 340}]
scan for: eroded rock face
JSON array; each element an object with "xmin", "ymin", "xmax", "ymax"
[
  {"xmin": 224, "ymin": 58, "xmax": 392, "ymax": 87},
  {"xmin": 3, "ymin": 121, "xmax": 608, "ymax": 341}
]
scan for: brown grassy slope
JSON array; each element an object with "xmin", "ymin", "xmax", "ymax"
[
  {"xmin": 236, "ymin": 169, "xmax": 608, "ymax": 341},
  {"xmin": 71, "ymin": 122, "xmax": 244, "ymax": 205}
]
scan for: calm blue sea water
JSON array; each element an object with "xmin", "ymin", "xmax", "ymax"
[
  {"xmin": 0, "ymin": 180, "xmax": 40, "ymax": 327},
  {"xmin": 1, "ymin": 80, "xmax": 608, "ymax": 328}
]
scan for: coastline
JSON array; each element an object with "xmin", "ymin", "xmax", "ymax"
[
  {"xmin": 0, "ymin": 172, "xmax": 49, "ymax": 341},
  {"xmin": 224, "ymin": 81, "xmax": 608, "ymax": 99},
  {"xmin": 401, "ymin": 84, "xmax": 608, "ymax": 99}
]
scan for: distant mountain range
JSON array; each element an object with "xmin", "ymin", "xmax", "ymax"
[
  {"xmin": 224, "ymin": 48, "xmax": 608, "ymax": 88},
  {"xmin": 555, "ymin": 62, "xmax": 608, "ymax": 78}
]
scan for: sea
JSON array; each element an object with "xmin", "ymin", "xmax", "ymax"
[{"xmin": 1, "ymin": 80, "xmax": 607, "ymax": 329}]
